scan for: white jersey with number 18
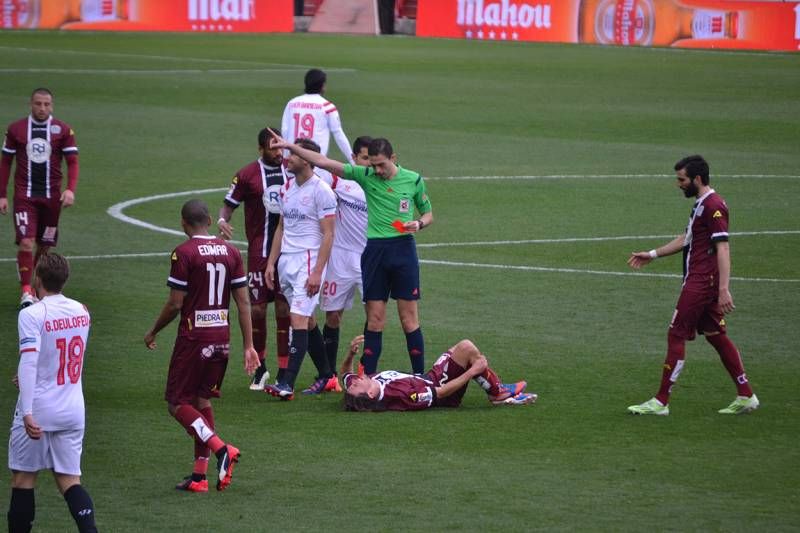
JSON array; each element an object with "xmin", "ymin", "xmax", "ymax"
[{"xmin": 14, "ymin": 294, "xmax": 91, "ymax": 431}]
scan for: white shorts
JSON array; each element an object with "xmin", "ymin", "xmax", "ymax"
[
  {"xmin": 278, "ymin": 250, "xmax": 325, "ymax": 317},
  {"xmin": 320, "ymin": 248, "xmax": 363, "ymax": 312},
  {"xmin": 8, "ymin": 425, "xmax": 84, "ymax": 475}
]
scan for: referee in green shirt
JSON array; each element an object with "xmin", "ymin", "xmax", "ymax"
[{"xmin": 270, "ymin": 132, "xmax": 433, "ymax": 375}]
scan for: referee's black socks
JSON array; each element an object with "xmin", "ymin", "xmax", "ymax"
[
  {"xmin": 405, "ymin": 328, "xmax": 425, "ymax": 374},
  {"xmin": 362, "ymin": 329, "xmax": 383, "ymax": 374}
]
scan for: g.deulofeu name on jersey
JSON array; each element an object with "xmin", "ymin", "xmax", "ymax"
[
  {"xmin": 197, "ymin": 244, "xmax": 229, "ymax": 256},
  {"xmin": 195, "ymin": 309, "xmax": 228, "ymax": 328},
  {"xmin": 45, "ymin": 314, "xmax": 91, "ymax": 332}
]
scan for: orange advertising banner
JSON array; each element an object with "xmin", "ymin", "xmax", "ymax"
[
  {"xmin": 417, "ymin": 0, "xmax": 800, "ymax": 52},
  {"xmin": 1, "ymin": 0, "xmax": 293, "ymax": 32}
]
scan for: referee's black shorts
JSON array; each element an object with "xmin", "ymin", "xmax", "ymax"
[{"xmin": 361, "ymin": 235, "xmax": 421, "ymax": 301}]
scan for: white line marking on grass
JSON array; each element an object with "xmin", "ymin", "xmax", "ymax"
[
  {"xmin": 0, "ymin": 68, "xmax": 341, "ymax": 75},
  {"xmin": 103, "ymin": 185, "xmax": 800, "ymax": 283},
  {"xmin": 420, "ymin": 259, "xmax": 800, "ymax": 283},
  {"xmin": 426, "ymin": 174, "xmax": 800, "ymax": 180},
  {"xmin": 2, "ymin": 251, "xmax": 795, "ymax": 283},
  {"xmin": 0, "ymin": 252, "xmax": 169, "ymax": 262},
  {"xmin": 0, "ymin": 46, "xmax": 356, "ymax": 71},
  {"xmin": 107, "ymin": 187, "xmax": 234, "ymax": 238},
  {"xmin": 418, "ymin": 231, "xmax": 800, "ymax": 248}
]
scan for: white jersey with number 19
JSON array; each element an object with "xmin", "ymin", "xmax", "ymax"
[
  {"xmin": 14, "ymin": 294, "xmax": 91, "ymax": 431},
  {"xmin": 281, "ymin": 93, "xmax": 353, "ymax": 163}
]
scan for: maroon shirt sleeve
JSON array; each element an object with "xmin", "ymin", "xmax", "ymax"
[
  {"xmin": 228, "ymin": 245, "xmax": 247, "ymax": 289},
  {"xmin": 706, "ymin": 196, "xmax": 729, "ymax": 243},
  {"xmin": 224, "ymin": 168, "xmax": 249, "ymax": 208},
  {"xmin": 1, "ymin": 125, "xmax": 18, "ymax": 198},
  {"xmin": 167, "ymin": 247, "xmax": 190, "ymax": 291}
]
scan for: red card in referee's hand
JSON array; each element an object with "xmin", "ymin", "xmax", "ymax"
[{"xmin": 391, "ymin": 220, "xmax": 408, "ymax": 233}]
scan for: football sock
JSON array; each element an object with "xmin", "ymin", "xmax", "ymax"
[
  {"xmin": 656, "ymin": 334, "xmax": 686, "ymax": 405},
  {"xmin": 474, "ymin": 367, "xmax": 503, "ymax": 396},
  {"xmin": 405, "ymin": 328, "xmax": 425, "ymax": 374},
  {"xmin": 276, "ymin": 314, "xmax": 290, "ymax": 368},
  {"xmin": 16, "ymin": 251, "xmax": 34, "ymax": 288},
  {"xmin": 252, "ymin": 312, "xmax": 267, "ymax": 365},
  {"xmin": 192, "ymin": 458, "xmax": 209, "ymax": 479},
  {"xmin": 63, "ymin": 485, "xmax": 97, "ymax": 533},
  {"xmin": 193, "ymin": 406, "xmax": 214, "ymax": 470},
  {"xmin": 361, "ymin": 329, "xmax": 383, "ymax": 375},
  {"xmin": 307, "ymin": 325, "xmax": 332, "ymax": 379},
  {"xmin": 323, "ymin": 324, "xmax": 340, "ymax": 375},
  {"xmin": 284, "ymin": 328, "xmax": 308, "ymax": 388},
  {"xmin": 8, "ymin": 487, "xmax": 34, "ymax": 533},
  {"xmin": 173, "ymin": 405, "xmax": 224, "ymax": 454},
  {"xmin": 706, "ymin": 334, "xmax": 754, "ymax": 397}
]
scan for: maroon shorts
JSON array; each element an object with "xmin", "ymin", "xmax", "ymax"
[
  {"xmin": 13, "ymin": 196, "xmax": 61, "ymax": 246},
  {"xmin": 247, "ymin": 256, "xmax": 284, "ymax": 305},
  {"xmin": 669, "ymin": 284, "xmax": 726, "ymax": 341},
  {"xmin": 426, "ymin": 352, "xmax": 469, "ymax": 408},
  {"xmin": 164, "ymin": 338, "xmax": 230, "ymax": 405}
]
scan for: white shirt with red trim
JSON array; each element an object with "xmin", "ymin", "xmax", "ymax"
[
  {"xmin": 321, "ymin": 173, "xmax": 367, "ymax": 254},
  {"xmin": 278, "ymin": 174, "xmax": 337, "ymax": 254},
  {"xmin": 14, "ymin": 294, "xmax": 91, "ymax": 430},
  {"xmin": 281, "ymin": 93, "xmax": 354, "ymax": 162}
]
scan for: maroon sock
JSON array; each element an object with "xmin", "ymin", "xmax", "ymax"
[
  {"xmin": 705, "ymin": 334, "xmax": 753, "ymax": 397},
  {"xmin": 474, "ymin": 367, "xmax": 502, "ymax": 396},
  {"xmin": 193, "ymin": 406, "xmax": 215, "ymax": 462},
  {"xmin": 253, "ymin": 312, "xmax": 267, "ymax": 365},
  {"xmin": 656, "ymin": 334, "xmax": 686, "ymax": 405},
  {"xmin": 173, "ymin": 405, "xmax": 224, "ymax": 454},
  {"xmin": 17, "ymin": 251, "xmax": 34, "ymax": 287}
]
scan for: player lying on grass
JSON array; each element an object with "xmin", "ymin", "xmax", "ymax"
[{"xmin": 341, "ymin": 335, "xmax": 536, "ymax": 411}]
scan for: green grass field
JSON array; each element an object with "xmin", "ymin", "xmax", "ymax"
[{"xmin": 1, "ymin": 31, "xmax": 799, "ymax": 531}]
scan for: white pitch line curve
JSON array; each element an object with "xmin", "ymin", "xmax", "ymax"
[{"xmin": 100, "ymin": 184, "xmax": 800, "ymax": 283}]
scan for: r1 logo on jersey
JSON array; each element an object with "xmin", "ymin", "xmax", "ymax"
[
  {"xmin": 27, "ymin": 138, "xmax": 52, "ymax": 164},
  {"xmin": 399, "ymin": 199, "xmax": 410, "ymax": 213},
  {"xmin": 263, "ymin": 185, "xmax": 282, "ymax": 214}
]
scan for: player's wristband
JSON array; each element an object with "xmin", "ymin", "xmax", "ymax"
[
  {"xmin": 217, "ymin": 217, "xmax": 227, "ymax": 226},
  {"xmin": 416, "ymin": 219, "xmax": 425, "ymax": 230},
  {"xmin": 648, "ymin": 249, "xmax": 658, "ymax": 259}
]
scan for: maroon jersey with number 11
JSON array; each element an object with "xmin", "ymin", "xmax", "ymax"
[{"xmin": 167, "ymin": 235, "xmax": 247, "ymax": 342}]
